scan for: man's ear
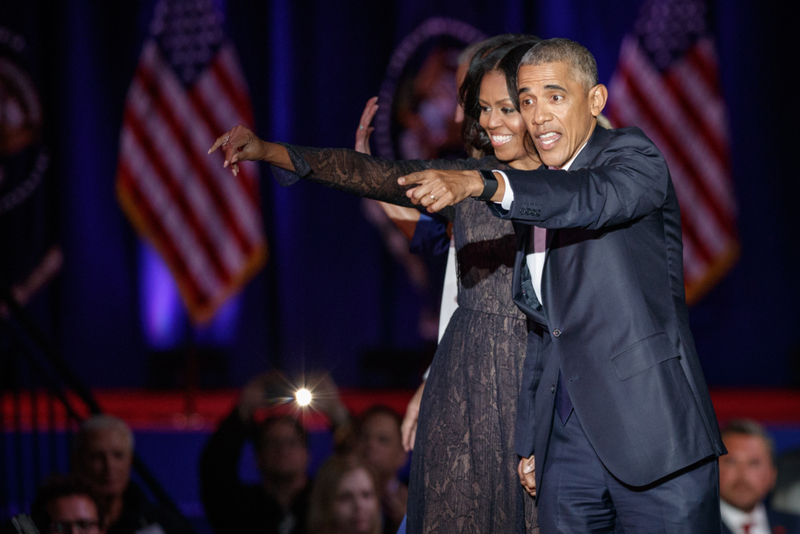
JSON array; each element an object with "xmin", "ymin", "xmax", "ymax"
[{"xmin": 589, "ymin": 84, "xmax": 608, "ymax": 117}]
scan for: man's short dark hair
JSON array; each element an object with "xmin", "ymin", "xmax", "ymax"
[
  {"xmin": 720, "ymin": 418, "xmax": 776, "ymax": 463},
  {"xmin": 30, "ymin": 474, "xmax": 103, "ymax": 532},
  {"xmin": 254, "ymin": 415, "xmax": 307, "ymax": 452},
  {"xmin": 519, "ymin": 37, "xmax": 599, "ymax": 93},
  {"xmin": 358, "ymin": 405, "xmax": 402, "ymax": 430}
]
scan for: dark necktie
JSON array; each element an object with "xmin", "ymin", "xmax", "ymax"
[
  {"xmin": 524, "ymin": 227, "xmax": 573, "ymax": 425},
  {"xmin": 741, "ymin": 522, "xmax": 752, "ymax": 534}
]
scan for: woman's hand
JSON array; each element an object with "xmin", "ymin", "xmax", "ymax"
[
  {"xmin": 401, "ymin": 381, "xmax": 425, "ymax": 452},
  {"xmin": 355, "ymin": 96, "xmax": 379, "ymax": 155},
  {"xmin": 356, "ymin": 96, "xmax": 423, "ymax": 239},
  {"xmin": 208, "ymin": 124, "xmax": 293, "ymax": 175},
  {"xmin": 208, "ymin": 124, "xmax": 267, "ymax": 176}
]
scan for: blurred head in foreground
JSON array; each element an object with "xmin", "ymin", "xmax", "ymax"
[
  {"xmin": 719, "ymin": 418, "xmax": 778, "ymax": 513},
  {"xmin": 308, "ymin": 455, "xmax": 381, "ymax": 534},
  {"xmin": 31, "ymin": 474, "xmax": 103, "ymax": 534}
]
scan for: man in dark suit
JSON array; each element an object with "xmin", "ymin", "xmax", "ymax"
[
  {"xmin": 720, "ymin": 419, "xmax": 800, "ymax": 534},
  {"xmin": 400, "ymin": 37, "xmax": 726, "ymax": 532}
]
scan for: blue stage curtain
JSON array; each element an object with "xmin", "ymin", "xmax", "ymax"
[{"xmin": 33, "ymin": 0, "xmax": 799, "ymax": 388}]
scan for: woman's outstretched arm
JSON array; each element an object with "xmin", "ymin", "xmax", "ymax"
[{"xmin": 209, "ymin": 124, "xmax": 488, "ymax": 219}]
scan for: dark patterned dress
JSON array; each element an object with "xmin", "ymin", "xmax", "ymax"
[{"xmin": 276, "ymin": 146, "xmax": 538, "ymax": 534}]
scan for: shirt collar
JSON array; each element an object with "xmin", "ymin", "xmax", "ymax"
[
  {"xmin": 720, "ymin": 500, "xmax": 769, "ymax": 532},
  {"xmin": 552, "ymin": 139, "xmax": 589, "ymax": 171}
]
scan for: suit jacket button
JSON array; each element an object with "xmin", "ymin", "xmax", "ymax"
[
  {"xmin": 553, "ymin": 328, "xmax": 561, "ymax": 337},
  {"xmin": 551, "ymin": 385, "xmax": 556, "ymax": 393}
]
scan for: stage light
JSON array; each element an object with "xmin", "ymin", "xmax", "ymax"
[{"xmin": 295, "ymin": 388, "xmax": 312, "ymax": 406}]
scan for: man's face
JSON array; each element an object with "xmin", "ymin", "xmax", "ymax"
[
  {"xmin": 356, "ymin": 413, "xmax": 406, "ymax": 478},
  {"xmin": 75, "ymin": 429, "xmax": 132, "ymax": 499},
  {"xmin": 719, "ymin": 433, "xmax": 777, "ymax": 513},
  {"xmin": 257, "ymin": 420, "xmax": 308, "ymax": 481},
  {"xmin": 46, "ymin": 495, "xmax": 101, "ymax": 534},
  {"xmin": 517, "ymin": 61, "xmax": 604, "ymax": 168}
]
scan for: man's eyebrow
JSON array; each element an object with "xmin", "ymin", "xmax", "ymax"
[
  {"xmin": 544, "ymin": 83, "xmax": 568, "ymax": 92},
  {"xmin": 518, "ymin": 83, "xmax": 569, "ymax": 95}
]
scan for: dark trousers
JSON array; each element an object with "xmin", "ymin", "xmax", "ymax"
[{"xmin": 537, "ymin": 406, "xmax": 721, "ymax": 533}]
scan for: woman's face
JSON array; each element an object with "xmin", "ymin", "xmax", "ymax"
[
  {"xmin": 333, "ymin": 468, "xmax": 380, "ymax": 534},
  {"xmin": 478, "ymin": 70, "xmax": 538, "ymax": 169}
]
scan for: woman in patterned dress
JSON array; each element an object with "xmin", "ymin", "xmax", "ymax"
[{"xmin": 211, "ymin": 39, "xmax": 542, "ymax": 534}]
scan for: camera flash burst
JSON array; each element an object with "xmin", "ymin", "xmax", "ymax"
[{"xmin": 295, "ymin": 388, "xmax": 312, "ymax": 406}]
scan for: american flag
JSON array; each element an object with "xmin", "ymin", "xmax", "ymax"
[
  {"xmin": 116, "ymin": 0, "xmax": 266, "ymax": 323},
  {"xmin": 606, "ymin": 0, "xmax": 738, "ymax": 305}
]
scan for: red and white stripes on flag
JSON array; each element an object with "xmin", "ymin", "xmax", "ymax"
[
  {"xmin": 116, "ymin": 0, "xmax": 266, "ymax": 323},
  {"xmin": 606, "ymin": 0, "xmax": 739, "ymax": 305}
]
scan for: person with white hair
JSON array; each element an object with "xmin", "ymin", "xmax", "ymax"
[{"xmin": 73, "ymin": 415, "xmax": 191, "ymax": 534}]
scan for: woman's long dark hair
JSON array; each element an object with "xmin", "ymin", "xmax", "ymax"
[
  {"xmin": 498, "ymin": 42, "xmax": 539, "ymax": 113},
  {"xmin": 458, "ymin": 35, "xmax": 540, "ymax": 157},
  {"xmin": 498, "ymin": 42, "xmax": 541, "ymax": 158}
]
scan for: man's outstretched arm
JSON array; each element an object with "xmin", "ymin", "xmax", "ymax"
[{"xmin": 398, "ymin": 169, "xmax": 506, "ymax": 212}]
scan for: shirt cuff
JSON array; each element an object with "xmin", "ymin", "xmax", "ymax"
[{"xmin": 493, "ymin": 170, "xmax": 514, "ymax": 210}]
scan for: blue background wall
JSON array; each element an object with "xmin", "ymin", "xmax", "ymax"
[{"xmin": 2, "ymin": 0, "xmax": 798, "ymax": 390}]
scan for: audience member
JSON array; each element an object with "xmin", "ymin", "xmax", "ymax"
[
  {"xmin": 307, "ymin": 455, "xmax": 381, "ymax": 534},
  {"xmin": 72, "ymin": 415, "xmax": 190, "ymax": 534},
  {"xmin": 774, "ymin": 448, "xmax": 800, "ymax": 515},
  {"xmin": 720, "ymin": 419, "xmax": 800, "ymax": 534},
  {"xmin": 353, "ymin": 406, "xmax": 408, "ymax": 534},
  {"xmin": 30, "ymin": 474, "xmax": 103, "ymax": 534},
  {"xmin": 199, "ymin": 372, "xmax": 348, "ymax": 534}
]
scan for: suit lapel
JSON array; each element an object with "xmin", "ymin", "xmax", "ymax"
[
  {"xmin": 570, "ymin": 124, "xmax": 610, "ymax": 171},
  {"xmin": 514, "ymin": 223, "xmax": 548, "ymax": 326},
  {"xmin": 541, "ymin": 126, "xmax": 610, "ymax": 307}
]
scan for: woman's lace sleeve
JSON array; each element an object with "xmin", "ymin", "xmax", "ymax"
[{"xmin": 271, "ymin": 144, "xmax": 491, "ymax": 220}]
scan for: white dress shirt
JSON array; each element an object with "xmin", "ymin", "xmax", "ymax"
[
  {"xmin": 494, "ymin": 143, "xmax": 589, "ymax": 306},
  {"xmin": 720, "ymin": 500, "xmax": 771, "ymax": 534}
]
